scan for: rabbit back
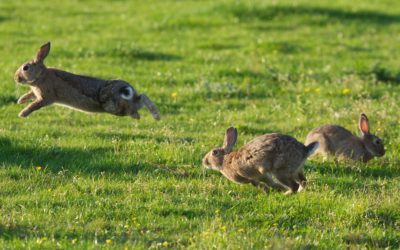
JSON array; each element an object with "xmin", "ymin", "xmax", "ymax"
[
  {"xmin": 44, "ymin": 69, "xmax": 106, "ymax": 112},
  {"xmin": 305, "ymin": 125, "xmax": 366, "ymax": 161},
  {"xmin": 224, "ymin": 133, "xmax": 309, "ymax": 179}
]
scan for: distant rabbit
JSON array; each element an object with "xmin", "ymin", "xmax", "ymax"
[
  {"xmin": 202, "ymin": 127, "xmax": 319, "ymax": 195},
  {"xmin": 14, "ymin": 42, "xmax": 160, "ymax": 120},
  {"xmin": 305, "ymin": 113, "xmax": 385, "ymax": 162}
]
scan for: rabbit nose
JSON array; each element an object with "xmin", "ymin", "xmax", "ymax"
[{"xmin": 15, "ymin": 75, "xmax": 23, "ymax": 83}]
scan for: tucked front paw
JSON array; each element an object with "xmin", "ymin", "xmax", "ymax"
[
  {"xmin": 284, "ymin": 190, "xmax": 294, "ymax": 196},
  {"xmin": 152, "ymin": 112, "xmax": 161, "ymax": 121},
  {"xmin": 261, "ymin": 185, "xmax": 270, "ymax": 194},
  {"xmin": 18, "ymin": 111, "xmax": 29, "ymax": 118},
  {"xmin": 17, "ymin": 97, "xmax": 26, "ymax": 104},
  {"xmin": 131, "ymin": 112, "xmax": 140, "ymax": 120}
]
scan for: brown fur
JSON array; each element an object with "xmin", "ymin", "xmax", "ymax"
[
  {"xmin": 202, "ymin": 127, "xmax": 319, "ymax": 195},
  {"xmin": 14, "ymin": 42, "xmax": 160, "ymax": 120},
  {"xmin": 305, "ymin": 113, "xmax": 385, "ymax": 162}
]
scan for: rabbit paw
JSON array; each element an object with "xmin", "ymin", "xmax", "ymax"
[{"xmin": 18, "ymin": 111, "xmax": 29, "ymax": 118}]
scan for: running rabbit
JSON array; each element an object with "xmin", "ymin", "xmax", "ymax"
[
  {"xmin": 14, "ymin": 42, "xmax": 160, "ymax": 120},
  {"xmin": 305, "ymin": 113, "xmax": 385, "ymax": 162},
  {"xmin": 202, "ymin": 127, "xmax": 319, "ymax": 194}
]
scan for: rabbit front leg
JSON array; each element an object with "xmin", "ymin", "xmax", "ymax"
[
  {"xmin": 139, "ymin": 94, "xmax": 160, "ymax": 120},
  {"xmin": 17, "ymin": 91, "xmax": 36, "ymax": 104},
  {"xmin": 19, "ymin": 99, "xmax": 50, "ymax": 117},
  {"xmin": 250, "ymin": 180, "xmax": 270, "ymax": 193}
]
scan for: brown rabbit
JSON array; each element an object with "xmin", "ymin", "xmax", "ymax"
[
  {"xmin": 202, "ymin": 127, "xmax": 319, "ymax": 195},
  {"xmin": 14, "ymin": 42, "xmax": 160, "ymax": 120},
  {"xmin": 305, "ymin": 113, "xmax": 385, "ymax": 162}
]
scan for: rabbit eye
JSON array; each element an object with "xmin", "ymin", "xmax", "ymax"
[
  {"xmin": 212, "ymin": 149, "xmax": 219, "ymax": 156},
  {"xmin": 375, "ymin": 139, "xmax": 381, "ymax": 145},
  {"xmin": 23, "ymin": 65, "xmax": 29, "ymax": 71}
]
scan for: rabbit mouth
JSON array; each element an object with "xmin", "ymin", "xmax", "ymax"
[
  {"xmin": 202, "ymin": 157, "xmax": 211, "ymax": 169},
  {"xmin": 376, "ymin": 150, "xmax": 385, "ymax": 157},
  {"xmin": 15, "ymin": 75, "xmax": 26, "ymax": 84}
]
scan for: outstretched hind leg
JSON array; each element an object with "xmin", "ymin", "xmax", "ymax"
[
  {"xmin": 259, "ymin": 173, "xmax": 288, "ymax": 193},
  {"xmin": 139, "ymin": 94, "xmax": 160, "ymax": 120}
]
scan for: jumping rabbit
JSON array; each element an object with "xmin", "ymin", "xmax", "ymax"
[
  {"xmin": 202, "ymin": 127, "xmax": 319, "ymax": 195},
  {"xmin": 14, "ymin": 42, "xmax": 160, "ymax": 120},
  {"xmin": 305, "ymin": 113, "xmax": 385, "ymax": 162}
]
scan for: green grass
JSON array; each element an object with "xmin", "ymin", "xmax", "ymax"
[{"xmin": 1, "ymin": 0, "xmax": 400, "ymax": 248}]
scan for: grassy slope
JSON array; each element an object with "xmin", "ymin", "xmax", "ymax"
[{"xmin": 0, "ymin": 0, "xmax": 399, "ymax": 248}]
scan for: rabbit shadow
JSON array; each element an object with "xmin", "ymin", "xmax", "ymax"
[
  {"xmin": 92, "ymin": 131, "xmax": 196, "ymax": 144},
  {"xmin": 0, "ymin": 15, "xmax": 8, "ymax": 23},
  {"xmin": 197, "ymin": 43, "xmax": 241, "ymax": 51},
  {"xmin": 0, "ymin": 224, "xmax": 36, "ymax": 241},
  {"xmin": 230, "ymin": 5, "xmax": 400, "ymax": 26},
  {"xmin": 364, "ymin": 64, "xmax": 400, "ymax": 85},
  {"xmin": 0, "ymin": 137, "xmax": 195, "ymax": 179},
  {"xmin": 126, "ymin": 50, "xmax": 182, "ymax": 62},
  {"xmin": 343, "ymin": 232, "xmax": 399, "ymax": 249},
  {"xmin": 0, "ymin": 95, "xmax": 17, "ymax": 106},
  {"xmin": 0, "ymin": 222, "xmax": 142, "ymax": 245},
  {"xmin": 305, "ymin": 160, "xmax": 400, "ymax": 196},
  {"xmin": 308, "ymin": 161, "xmax": 400, "ymax": 179}
]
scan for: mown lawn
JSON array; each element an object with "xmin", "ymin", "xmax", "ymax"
[{"xmin": 0, "ymin": 0, "xmax": 399, "ymax": 249}]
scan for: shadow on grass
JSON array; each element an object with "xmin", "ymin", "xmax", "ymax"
[
  {"xmin": 0, "ymin": 16, "xmax": 8, "ymax": 23},
  {"xmin": 343, "ymin": 232, "xmax": 399, "ymax": 249},
  {"xmin": 252, "ymin": 24, "xmax": 297, "ymax": 32},
  {"xmin": 237, "ymin": 125, "xmax": 277, "ymax": 136},
  {"xmin": 197, "ymin": 43, "xmax": 241, "ymax": 51},
  {"xmin": 218, "ymin": 69, "xmax": 266, "ymax": 79},
  {"xmin": 155, "ymin": 18, "xmax": 222, "ymax": 31},
  {"xmin": 124, "ymin": 50, "xmax": 182, "ymax": 61},
  {"xmin": 0, "ymin": 137, "xmax": 194, "ymax": 179},
  {"xmin": 0, "ymin": 224, "xmax": 33, "ymax": 241},
  {"xmin": 307, "ymin": 161, "xmax": 400, "ymax": 179},
  {"xmin": 92, "ymin": 131, "xmax": 196, "ymax": 144},
  {"xmin": 62, "ymin": 47, "xmax": 182, "ymax": 62},
  {"xmin": 262, "ymin": 41, "xmax": 307, "ymax": 54},
  {"xmin": 0, "ymin": 222, "xmax": 170, "ymax": 246},
  {"xmin": 156, "ymin": 207, "xmax": 206, "ymax": 219},
  {"xmin": 366, "ymin": 64, "xmax": 400, "ymax": 84},
  {"xmin": 364, "ymin": 206, "xmax": 399, "ymax": 229},
  {"xmin": 229, "ymin": 5, "xmax": 400, "ymax": 25},
  {"xmin": 0, "ymin": 95, "xmax": 17, "ymax": 106}
]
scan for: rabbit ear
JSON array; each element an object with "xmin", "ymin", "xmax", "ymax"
[
  {"xmin": 223, "ymin": 127, "xmax": 237, "ymax": 153},
  {"xmin": 35, "ymin": 42, "xmax": 51, "ymax": 63},
  {"xmin": 359, "ymin": 113, "xmax": 370, "ymax": 135}
]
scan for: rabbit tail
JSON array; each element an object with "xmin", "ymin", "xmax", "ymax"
[{"xmin": 305, "ymin": 141, "xmax": 319, "ymax": 158}]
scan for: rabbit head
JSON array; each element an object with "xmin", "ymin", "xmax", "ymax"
[
  {"xmin": 15, "ymin": 42, "xmax": 50, "ymax": 85},
  {"xmin": 359, "ymin": 113, "xmax": 385, "ymax": 157},
  {"xmin": 202, "ymin": 127, "xmax": 237, "ymax": 171}
]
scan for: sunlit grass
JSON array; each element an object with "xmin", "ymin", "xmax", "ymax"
[{"xmin": 0, "ymin": 0, "xmax": 399, "ymax": 248}]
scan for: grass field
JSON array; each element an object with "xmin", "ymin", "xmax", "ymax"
[{"xmin": 1, "ymin": 0, "xmax": 400, "ymax": 248}]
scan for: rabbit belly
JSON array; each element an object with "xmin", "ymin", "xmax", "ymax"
[
  {"xmin": 55, "ymin": 102, "xmax": 104, "ymax": 113},
  {"xmin": 53, "ymin": 86, "xmax": 104, "ymax": 112}
]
